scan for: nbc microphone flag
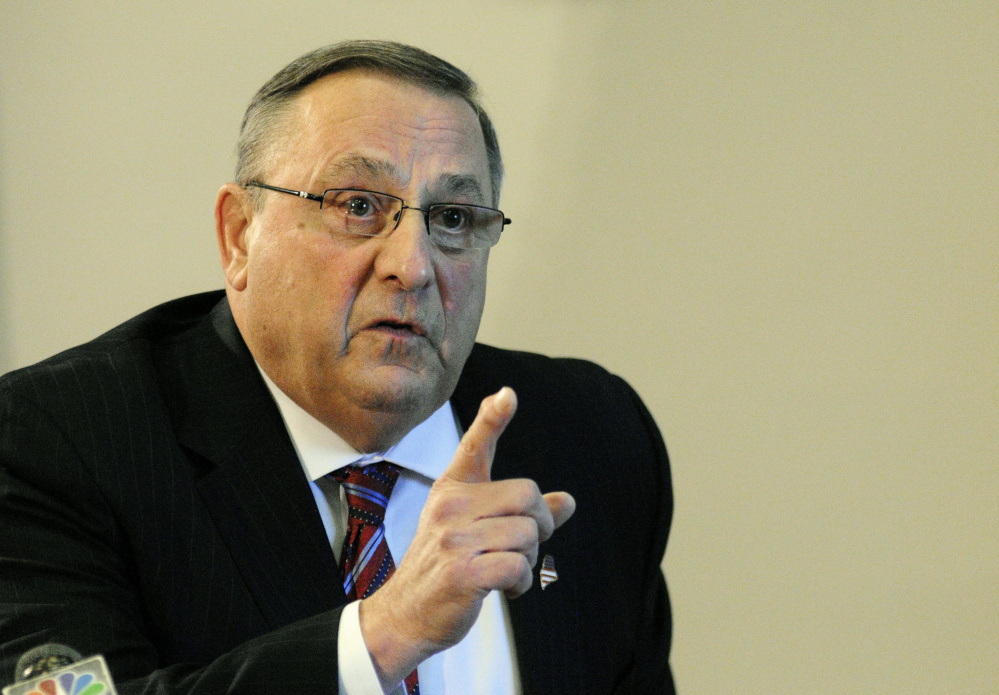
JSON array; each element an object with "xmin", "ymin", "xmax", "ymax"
[
  {"xmin": 540, "ymin": 554, "xmax": 558, "ymax": 590},
  {"xmin": 2, "ymin": 654, "xmax": 118, "ymax": 695}
]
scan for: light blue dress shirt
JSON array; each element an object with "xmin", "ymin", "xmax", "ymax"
[{"xmin": 258, "ymin": 368, "xmax": 522, "ymax": 695}]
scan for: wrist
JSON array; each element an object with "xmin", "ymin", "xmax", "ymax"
[{"xmin": 358, "ymin": 592, "xmax": 434, "ymax": 691}]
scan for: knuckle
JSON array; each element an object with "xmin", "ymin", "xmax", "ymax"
[
  {"xmin": 499, "ymin": 552, "xmax": 531, "ymax": 581},
  {"xmin": 518, "ymin": 516, "xmax": 539, "ymax": 546},
  {"xmin": 517, "ymin": 552, "xmax": 531, "ymax": 577},
  {"xmin": 536, "ymin": 510, "xmax": 555, "ymax": 541},
  {"xmin": 515, "ymin": 556, "xmax": 533, "ymax": 593},
  {"xmin": 439, "ymin": 525, "xmax": 471, "ymax": 552},
  {"xmin": 511, "ymin": 479, "xmax": 540, "ymax": 509},
  {"xmin": 424, "ymin": 484, "xmax": 469, "ymax": 524},
  {"xmin": 527, "ymin": 547, "xmax": 539, "ymax": 568},
  {"xmin": 474, "ymin": 401, "xmax": 500, "ymax": 429},
  {"xmin": 457, "ymin": 434, "xmax": 477, "ymax": 455},
  {"xmin": 456, "ymin": 436, "xmax": 483, "ymax": 462},
  {"xmin": 422, "ymin": 494, "xmax": 449, "ymax": 525},
  {"xmin": 442, "ymin": 559, "xmax": 469, "ymax": 587}
]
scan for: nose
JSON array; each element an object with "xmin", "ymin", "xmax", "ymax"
[{"xmin": 374, "ymin": 206, "xmax": 435, "ymax": 290}]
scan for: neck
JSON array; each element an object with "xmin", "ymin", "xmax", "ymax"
[{"xmin": 312, "ymin": 402, "xmax": 430, "ymax": 453}]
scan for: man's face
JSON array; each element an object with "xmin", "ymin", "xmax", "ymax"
[{"xmin": 222, "ymin": 70, "xmax": 493, "ymax": 450}]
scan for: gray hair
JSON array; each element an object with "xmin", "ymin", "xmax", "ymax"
[{"xmin": 235, "ymin": 40, "xmax": 504, "ymax": 205}]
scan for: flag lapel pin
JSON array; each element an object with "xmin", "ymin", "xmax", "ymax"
[{"xmin": 540, "ymin": 554, "xmax": 558, "ymax": 590}]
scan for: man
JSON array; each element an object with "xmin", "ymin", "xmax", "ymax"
[{"xmin": 0, "ymin": 41, "xmax": 673, "ymax": 694}]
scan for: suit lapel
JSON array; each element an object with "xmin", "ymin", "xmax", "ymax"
[
  {"xmin": 451, "ymin": 348, "xmax": 588, "ymax": 695},
  {"xmin": 159, "ymin": 297, "xmax": 344, "ymax": 630}
]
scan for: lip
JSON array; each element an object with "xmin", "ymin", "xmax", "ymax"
[{"xmin": 363, "ymin": 317, "xmax": 428, "ymax": 338}]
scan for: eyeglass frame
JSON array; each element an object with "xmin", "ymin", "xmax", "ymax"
[{"xmin": 242, "ymin": 181, "xmax": 511, "ymax": 250}]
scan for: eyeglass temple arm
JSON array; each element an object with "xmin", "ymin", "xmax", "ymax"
[{"xmin": 244, "ymin": 181, "xmax": 324, "ymax": 203}]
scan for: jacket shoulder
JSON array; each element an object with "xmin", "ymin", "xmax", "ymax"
[
  {"xmin": 0, "ymin": 290, "xmax": 225, "ymax": 399},
  {"xmin": 460, "ymin": 342, "xmax": 637, "ymax": 410}
]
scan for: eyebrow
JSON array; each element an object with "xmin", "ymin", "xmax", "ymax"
[
  {"xmin": 321, "ymin": 155, "xmax": 396, "ymax": 184},
  {"xmin": 432, "ymin": 173, "xmax": 485, "ymax": 204},
  {"xmin": 321, "ymin": 155, "xmax": 487, "ymax": 204}
]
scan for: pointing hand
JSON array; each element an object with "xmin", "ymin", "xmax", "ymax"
[{"xmin": 359, "ymin": 387, "xmax": 576, "ymax": 689}]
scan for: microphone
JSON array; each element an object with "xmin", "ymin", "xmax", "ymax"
[
  {"xmin": 3, "ymin": 643, "xmax": 117, "ymax": 695},
  {"xmin": 14, "ymin": 643, "xmax": 82, "ymax": 682}
]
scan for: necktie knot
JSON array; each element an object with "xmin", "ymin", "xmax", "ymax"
[{"xmin": 331, "ymin": 461, "xmax": 400, "ymax": 526}]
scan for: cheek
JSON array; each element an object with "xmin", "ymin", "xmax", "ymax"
[
  {"xmin": 438, "ymin": 255, "xmax": 488, "ymax": 338},
  {"xmin": 250, "ymin": 231, "xmax": 361, "ymax": 332}
]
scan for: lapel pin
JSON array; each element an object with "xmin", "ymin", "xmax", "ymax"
[{"xmin": 540, "ymin": 554, "xmax": 558, "ymax": 590}]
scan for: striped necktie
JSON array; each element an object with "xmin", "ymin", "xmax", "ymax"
[{"xmin": 331, "ymin": 461, "xmax": 420, "ymax": 695}]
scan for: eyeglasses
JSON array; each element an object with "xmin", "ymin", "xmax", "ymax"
[{"xmin": 244, "ymin": 181, "xmax": 510, "ymax": 250}]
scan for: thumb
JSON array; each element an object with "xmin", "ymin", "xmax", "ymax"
[
  {"xmin": 442, "ymin": 387, "xmax": 517, "ymax": 484},
  {"xmin": 544, "ymin": 491, "xmax": 576, "ymax": 531}
]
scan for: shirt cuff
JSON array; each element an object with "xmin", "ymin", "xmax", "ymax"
[{"xmin": 337, "ymin": 600, "xmax": 405, "ymax": 695}]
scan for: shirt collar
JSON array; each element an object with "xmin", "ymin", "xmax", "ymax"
[{"xmin": 257, "ymin": 366, "xmax": 460, "ymax": 483}]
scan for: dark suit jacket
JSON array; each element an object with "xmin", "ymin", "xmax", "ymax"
[{"xmin": 0, "ymin": 291, "xmax": 673, "ymax": 694}]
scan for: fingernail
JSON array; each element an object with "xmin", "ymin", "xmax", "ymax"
[{"xmin": 495, "ymin": 386, "xmax": 514, "ymax": 413}]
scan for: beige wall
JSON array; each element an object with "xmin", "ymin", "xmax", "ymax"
[{"xmin": 2, "ymin": 2, "xmax": 997, "ymax": 692}]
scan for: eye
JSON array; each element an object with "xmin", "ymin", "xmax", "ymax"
[
  {"xmin": 324, "ymin": 190, "xmax": 383, "ymax": 217},
  {"xmin": 322, "ymin": 189, "xmax": 392, "ymax": 237},
  {"xmin": 433, "ymin": 205, "xmax": 470, "ymax": 232},
  {"xmin": 345, "ymin": 195, "xmax": 376, "ymax": 217}
]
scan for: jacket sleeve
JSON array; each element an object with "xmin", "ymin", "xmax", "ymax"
[{"xmin": 613, "ymin": 376, "xmax": 675, "ymax": 695}]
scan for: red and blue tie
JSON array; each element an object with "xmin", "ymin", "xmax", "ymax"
[{"xmin": 332, "ymin": 462, "xmax": 419, "ymax": 695}]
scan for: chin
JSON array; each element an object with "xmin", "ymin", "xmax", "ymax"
[{"xmin": 349, "ymin": 367, "xmax": 445, "ymax": 415}]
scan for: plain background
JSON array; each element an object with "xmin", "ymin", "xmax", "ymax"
[{"xmin": 1, "ymin": 2, "xmax": 996, "ymax": 693}]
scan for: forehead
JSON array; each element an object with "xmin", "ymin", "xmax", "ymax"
[{"xmin": 272, "ymin": 70, "xmax": 490, "ymax": 198}]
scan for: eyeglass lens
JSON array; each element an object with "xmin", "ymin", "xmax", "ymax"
[{"xmin": 321, "ymin": 189, "xmax": 504, "ymax": 249}]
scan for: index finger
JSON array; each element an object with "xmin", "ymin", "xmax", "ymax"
[{"xmin": 441, "ymin": 387, "xmax": 517, "ymax": 484}]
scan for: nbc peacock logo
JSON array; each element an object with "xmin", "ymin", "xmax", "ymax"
[{"xmin": 25, "ymin": 672, "xmax": 105, "ymax": 695}]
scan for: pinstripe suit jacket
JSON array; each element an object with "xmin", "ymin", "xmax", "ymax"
[{"xmin": 0, "ymin": 291, "xmax": 673, "ymax": 694}]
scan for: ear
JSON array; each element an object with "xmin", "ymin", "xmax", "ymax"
[{"xmin": 215, "ymin": 183, "xmax": 253, "ymax": 291}]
